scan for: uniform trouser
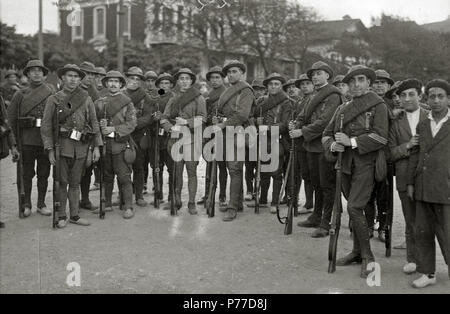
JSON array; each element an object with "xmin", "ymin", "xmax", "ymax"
[
  {"xmin": 227, "ymin": 160, "xmax": 244, "ymax": 211},
  {"xmin": 132, "ymin": 144, "xmax": 145, "ymax": 201},
  {"xmin": 364, "ymin": 166, "xmax": 392, "ymax": 230},
  {"xmin": 297, "ymin": 150, "xmax": 314, "ymax": 207},
  {"xmin": 22, "ymin": 145, "xmax": 51, "ymax": 208},
  {"xmin": 260, "ymin": 149, "xmax": 284, "ymax": 205},
  {"xmin": 205, "ymin": 160, "xmax": 228, "ymax": 200},
  {"xmin": 245, "ymin": 144, "xmax": 256, "ymax": 194},
  {"xmin": 80, "ymin": 164, "xmax": 94, "ymax": 204},
  {"xmin": 149, "ymin": 148, "xmax": 169, "ymax": 200},
  {"xmin": 104, "ymin": 151, "xmax": 133, "ymax": 210},
  {"xmin": 143, "ymin": 147, "xmax": 150, "ymax": 188},
  {"xmin": 341, "ymin": 160, "xmax": 375, "ymax": 260},
  {"xmin": 306, "ymin": 152, "xmax": 336, "ymax": 230},
  {"xmin": 58, "ymin": 156, "xmax": 85, "ymax": 219},
  {"xmin": 398, "ymin": 191, "xmax": 417, "ymax": 263},
  {"xmin": 415, "ymin": 201, "xmax": 450, "ymax": 275},
  {"xmin": 174, "ymin": 160, "xmax": 199, "ymax": 204}
]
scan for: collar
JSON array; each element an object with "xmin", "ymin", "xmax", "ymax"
[
  {"xmin": 428, "ymin": 108, "xmax": 450, "ymax": 121},
  {"xmin": 406, "ymin": 107, "xmax": 421, "ymax": 116}
]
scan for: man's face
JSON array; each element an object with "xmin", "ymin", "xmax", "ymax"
[
  {"xmin": 372, "ymin": 79, "xmax": 391, "ymax": 96},
  {"xmin": 145, "ymin": 78, "xmax": 156, "ymax": 90},
  {"xmin": 62, "ymin": 71, "xmax": 81, "ymax": 90},
  {"xmin": 178, "ymin": 73, "xmax": 193, "ymax": 91},
  {"xmin": 299, "ymin": 80, "xmax": 314, "ymax": 95},
  {"xmin": 336, "ymin": 82, "xmax": 349, "ymax": 95},
  {"xmin": 392, "ymin": 93, "xmax": 401, "ymax": 107},
  {"xmin": 267, "ymin": 80, "xmax": 283, "ymax": 95},
  {"xmin": 286, "ymin": 85, "xmax": 298, "ymax": 97},
  {"xmin": 27, "ymin": 67, "xmax": 44, "ymax": 83},
  {"xmin": 427, "ymin": 87, "xmax": 450, "ymax": 114},
  {"xmin": 227, "ymin": 67, "xmax": 244, "ymax": 84},
  {"xmin": 7, "ymin": 75, "xmax": 18, "ymax": 84},
  {"xmin": 400, "ymin": 88, "xmax": 420, "ymax": 112},
  {"xmin": 209, "ymin": 73, "xmax": 223, "ymax": 89},
  {"xmin": 254, "ymin": 87, "xmax": 266, "ymax": 99},
  {"xmin": 158, "ymin": 80, "xmax": 172, "ymax": 92},
  {"xmin": 82, "ymin": 72, "xmax": 95, "ymax": 85},
  {"xmin": 107, "ymin": 78, "xmax": 122, "ymax": 94},
  {"xmin": 95, "ymin": 74, "xmax": 104, "ymax": 88},
  {"xmin": 348, "ymin": 75, "xmax": 371, "ymax": 98},
  {"xmin": 126, "ymin": 75, "xmax": 142, "ymax": 90},
  {"xmin": 311, "ymin": 70, "xmax": 329, "ymax": 87}
]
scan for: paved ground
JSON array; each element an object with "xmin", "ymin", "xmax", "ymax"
[{"xmin": 0, "ymin": 156, "xmax": 448, "ymax": 294}]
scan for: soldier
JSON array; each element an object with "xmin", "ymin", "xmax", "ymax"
[
  {"xmin": 151, "ymin": 73, "xmax": 176, "ymax": 207},
  {"xmin": 212, "ymin": 60, "xmax": 255, "ymax": 221},
  {"xmin": 95, "ymin": 67, "xmax": 108, "ymax": 97},
  {"xmin": 406, "ymin": 79, "xmax": 450, "ymax": 288},
  {"xmin": 124, "ymin": 66, "xmax": 154, "ymax": 207},
  {"xmin": 291, "ymin": 61, "xmax": 343, "ymax": 238},
  {"xmin": 160, "ymin": 68, "xmax": 206, "ymax": 214},
  {"xmin": 388, "ymin": 79, "xmax": 429, "ymax": 274},
  {"xmin": 283, "ymin": 79, "xmax": 301, "ymax": 102},
  {"xmin": 79, "ymin": 61, "xmax": 100, "ymax": 211},
  {"xmin": 386, "ymin": 81, "xmax": 402, "ymax": 109},
  {"xmin": 198, "ymin": 66, "xmax": 228, "ymax": 208},
  {"xmin": 323, "ymin": 65, "xmax": 389, "ymax": 278},
  {"xmin": 1, "ymin": 95, "xmax": 20, "ymax": 228},
  {"xmin": 254, "ymin": 73, "xmax": 292, "ymax": 213},
  {"xmin": 41, "ymin": 64, "xmax": 102, "ymax": 228},
  {"xmin": 333, "ymin": 75, "xmax": 352, "ymax": 101},
  {"xmin": 145, "ymin": 71, "xmax": 159, "ymax": 98},
  {"xmin": 244, "ymin": 78, "xmax": 266, "ymax": 202},
  {"xmin": 290, "ymin": 74, "xmax": 315, "ymax": 215},
  {"xmin": 1, "ymin": 69, "xmax": 20, "ymax": 108},
  {"xmin": 7, "ymin": 60, "xmax": 54, "ymax": 217},
  {"xmin": 95, "ymin": 71, "xmax": 137, "ymax": 219}
]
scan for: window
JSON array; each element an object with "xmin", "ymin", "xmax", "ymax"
[
  {"xmin": 117, "ymin": 3, "xmax": 131, "ymax": 39},
  {"xmin": 71, "ymin": 9, "xmax": 84, "ymax": 41},
  {"xmin": 93, "ymin": 6, "xmax": 106, "ymax": 38}
]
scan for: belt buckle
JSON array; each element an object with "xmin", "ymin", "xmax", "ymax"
[
  {"xmin": 35, "ymin": 118, "xmax": 42, "ymax": 128},
  {"xmin": 70, "ymin": 130, "xmax": 82, "ymax": 141},
  {"xmin": 107, "ymin": 131, "xmax": 115, "ymax": 138},
  {"xmin": 158, "ymin": 128, "xmax": 165, "ymax": 136}
]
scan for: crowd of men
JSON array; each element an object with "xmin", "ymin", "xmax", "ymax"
[{"xmin": 0, "ymin": 58, "xmax": 449, "ymax": 289}]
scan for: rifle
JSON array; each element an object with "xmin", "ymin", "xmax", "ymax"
[
  {"xmin": 385, "ymin": 165, "xmax": 394, "ymax": 257},
  {"xmin": 52, "ymin": 102, "xmax": 61, "ymax": 228},
  {"xmin": 205, "ymin": 109, "xmax": 219, "ymax": 218},
  {"xmin": 328, "ymin": 113, "xmax": 344, "ymax": 273},
  {"xmin": 97, "ymin": 139, "xmax": 106, "ymax": 219},
  {"xmin": 154, "ymin": 95, "xmax": 162, "ymax": 209},
  {"xmin": 13, "ymin": 95, "xmax": 25, "ymax": 219},
  {"xmin": 254, "ymin": 107, "xmax": 262, "ymax": 214},
  {"xmin": 170, "ymin": 156, "xmax": 177, "ymax": 216}
]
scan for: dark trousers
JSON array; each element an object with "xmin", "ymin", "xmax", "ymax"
[
  {"xmin": 205, "ymin": 160, "xmax": 228, "ymax": 200},
  {"xmin": 260, "ymin": 150, "xmax": 284, "ymax": 205},
  {"xmin": 398, "ymin": 191, "xmax": 417, "ymax": 263},
  {"xmin": 104, "ymin": 151, "xmax": 133, "ymax": 210},
  {"xmin": 80, "ymin": 164, "xmax": 94, "ymax": 204},
  {"xmin": 245, "ymin": 149, "xmax": 256, "ymax": 194},
  {"xmin": 175, "ymin": 160, "xmax": 199, "ymax": 204},
  {"xmin": 58, "ymin": 157, "xmax": 85, "ymax": 219},
  {"xmin": 341, "ymin": 160, "xmax": 375, "ymax": 260},
  {"xmin": 415, "ymin": 201, "xmax": 450, "ymax": 275},
  {"xmin": 149, "ymin": 148, "xmax": 169, "ymax": 200},
  {"xmin": 22, "ymin": 145, "xmax": 50, "ymax": 208},
  {"xmin": 132, "ymin": 144, "xmax": 145, "ymax": 201},
  {"xmin": 297, "ymin": 150, "xmax": 314, "ymax": 207},
  {"xmin": 227, "ymin": 160, "xmax": 244, "ymax": 211}
]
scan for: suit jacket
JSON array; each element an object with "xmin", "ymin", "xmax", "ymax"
[
  {"xmin": 389, "ymin": 108, "xmax": 428, "ymax": 192},
  {"xmin": 407, "ymin": 111, "xmax": 450, "ymax": 205}
]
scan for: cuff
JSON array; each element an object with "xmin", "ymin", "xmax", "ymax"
[{"xmin": 351, "ymin": 137, "xmax": 358, "ymax": 149}]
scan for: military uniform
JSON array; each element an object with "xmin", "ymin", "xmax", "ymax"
[
  {"xmin": 0, "ymin": 70, "xmax": 20, "ymax": 108},
  {"xmin": 7, "ymin": 60, "xmax": 54, "ymax": 213}
]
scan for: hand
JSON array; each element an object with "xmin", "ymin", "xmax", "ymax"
[
  {"xmin": 154, "ymin": 111, "xmax": 162, "ymax": 120},
  {"xmin": 407, "ymin": 185, "xmax": 414, "ymax": 201},
  {"xmin": 331, "ymin": 142, "xmax": 345, "ymax": 153},
  {"xmin": 335, "ymin": 132, "xmax": 351, "ymax": 147},
  {"xmin": 48, "ymin": 149, "xmax": 56, "ymax": 166},
  {"xmin": 175, "ymin": 117, "xmax": 188, "ymax": 126},
  {"xmin": 211, "ymin": 116, "xmax": 220, "ymax": 125},
  {"xmin": 256, "ymin": 117, "xmax": 264, "ymax": 126},
  {"xmin": 289, "ymin": 129, "xmax": 303, "ymax": 139},
  {"xmin": 406, "ymin": 135, "xmax": 419, "ymax": 150},
  {"xmin": 92, "ymin": 147, "xmax": 100, "ymax": 163},
  {"xmin": 101, "ymin": 126, "xmax": 115, "ymax": 135},
  {"xmin": 99, "ymin": 119, "xmax": 108, "ymax": 128},
  {"xmin": 288, "ymin": 121, "xmax": 296, "ymax": 131},
  {"xmin": 11, "ymin": 146, "xmax": 20, "ymax": 162}
]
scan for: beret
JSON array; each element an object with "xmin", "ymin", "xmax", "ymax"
[
  {"xmin": 425, "ymin": 79, "xmax": 450, "ymax": 96},
  {"xmin": 397, "ymin": 79, "xmax": 423, "ymax": 95}
]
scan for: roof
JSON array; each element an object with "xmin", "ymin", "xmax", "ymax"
[
  {"xmin": 422, "ymin": 17, "xmax": 450, "ymax": 33},
  {"xmin": 312, "ymin": 19, "xmax": 367, "ymax": 40}
]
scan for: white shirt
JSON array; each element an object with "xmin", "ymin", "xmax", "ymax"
[
  {"xmin": 406, "ymin": 108, "xmax": 421, "ymax": 136},
  {"xmin": 428, "ymin": 108, "xmax": 450, "ymax": 138}
]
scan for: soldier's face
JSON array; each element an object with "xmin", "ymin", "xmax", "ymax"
[
  {"xmin": 95, "ymin": 74, "xmax": 104, "ymax": 87},
  {"xmin": 82, "ymin": 72, "xmax": 95, "ymax": 85},
  {"xmin": 209, "ymin": 73, "xmax": 223, "ymax": 89},
  {"xmin": 127, "ymin": 75, "xmax": 142, "ymax": 90},
  {"xmin": 254, "ymin": 88, "xmax": 266, "ymax": 99},
  {"xmin": 107, "ymin": 78, "xmax": 121, "ymax": 93},
  {"xmin": 392, "ymin": 93, "xmax": 401, "ymax": 106},
  {"xmin": 372, "ymin": 79, "xmax": 391, "ymax": 96},
  {"xmin": 146, "ymin": 78, "xmax": 156, "ymax": 90},
  {"xmin": 158, "ymin": 80, "xmax": 172, "ymax": 92},
  {"xmin": 427, "ymin": 87, "xmax": 450, "ymax": 113},
  {"xmin": 299, "ymin": 80, "xmax": 314, "ymax": 95},
  {"xmin": 311, "ymin": 70, "xmax": 329, "ymax": 87},
  {"xmin": 62, "ymin": 71, "xmax": 81, "ymax": 90},
  {"xmin": 348, "ymin": 75, "xmax": 371, "ymax": 97},
  {"xmin": 27, "ymin": 67, "xmax": 44, "ymax": 83},
  {"xmin": 400, "ymin": 88, "xmax": 420, "ymax": 112},
  {"xmin": 336, "ymin": 82, "xmax": 349, "ymax": 95},
  {"xmin": 227, "ymin": 67, "xmax": 244, "ymax": 84},
  {"xmin": 286, "ymin": 85, "xmax": 298, "ymax": 97},
  {"xmin": 178, "ymin": 74, "xmax": 193, "ymax": 91},
  {"xmin": 267, "ymin": 80, "xmax": 283, "ymax": 95}
]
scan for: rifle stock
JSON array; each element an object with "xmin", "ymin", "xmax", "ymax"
[
  {"xmin": 206, "ymin": 160, "xmax": 217, "ymax": 218},
  {"xmin": 14, "ymin": 96, "xmax": 25, "ymax": 219},
  {"xmin": 385, "ymin": 167, "xmax": 394, "ymax": 257},
  {"xmin": 170, "ymin": 157, "xmax": 177, "ymax": 216},
  {"xmin": 52, "ymin": 103, "xmax": 61, "ymax": 228},
  {"xmin": 98, "ymin": 142, "xmax": 105, "ymax": 219},
  {"xmin": 254, "ymin": 107, "xmax": 262, "ymax": 214}
]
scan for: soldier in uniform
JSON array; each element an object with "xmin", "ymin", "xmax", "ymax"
[
  {"xmin": 254, "ymin": 73, "xmax": 292, "ymax": 213},
  {"xmin": 283, "ymin": 79, "xmax": 301, "ymax": 102},
  {"xmin": 160, "ymin": 68, "xmax": 206, "ymax": 214},
  {"xmin": 198, "ymin": 66, "xmax": 228, "ymax": 208},
  {"xmin": 291, "ymin": 61, "xmax": 343, "ymax": 238},
  {"xmin": 124, "ymin": 66, "xmax": 154, "ymax": 207},
  {"xmin": 323, "ymin": 65, "xmax": 389, "ymax": 278},
  {"xmin": 1, "ymin": 69, "xmax": 20, "ymax": 108},
  {"xmin": 95, "ymin": 67, "xmax": 108, "ymax": 97},
  {"xmin": 333, "ymin": 75, "xmax": 352, "ymax": 101},
  {"xmin": 407, "ymin": 79, "xmax": 450, "ymax": 288},
  {"xmin": 144, "ymin": 70, "xmax": 159, "ymax": 192},
  {"xmin": 7, "ymin": 60, "xmax": 54, "ymax": 217},
  {"xmin": 212, "ymin": 60, "xmax": 255, "ymax": 221},
  {"xmin": 289, "ymin": 74, "xmax": 315, "ymax": 215},
  {"xmin": 41, "ymin": 64, "xmax": 102, "ymax": 228},
  {"xmin": 95, "ymin": 71, "xmax": 137, "ymax": 219}
]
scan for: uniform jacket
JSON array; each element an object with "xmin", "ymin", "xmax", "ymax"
[
  {"xmin": 148, "ymin": 90, "xmax": 175, "ymax": 151},
  {"xmin": 0, "ymin": 97, "xmax": 16, "ymax": 150},
  {"xmin": 0, "ymin": 82, "xmax": 20, "ymax": 105},
  {"xmin": 81, "ymin": 82, "xmax": 99, "ymax": 102},
  {"xmin": 407, "ymin": 110, "xmax": 450, "ymax": 205},
  {"xmin": 389, "ymin": 108, "xmax": 428, "ymax": 192},
  {"xmin": 217, "ymin": 80, "xmax": 255, "ymax": 127},
  {"xmin": 205, "ymin": 85, "xmax": 226, "ymax": 125},
  {"xmin": 41, "ymin": 86, "xmax": 102, "ymax": 160},
  {"xmin": 294, "ymin": 93, "xmax": 314, "ymax": 152},
  {"xmin": 125, "ymin": 87, "xmax": 154, "ymax": 142}
]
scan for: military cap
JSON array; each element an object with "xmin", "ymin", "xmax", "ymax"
[
  {"xmin": 125, "ymin": 66, "xmax": 145, "ymax": 80},
  {"xmin": 251, "ymin": 78, "xmax": 265, "ymax": 90},
  {"xmin": 174, "ymin": 68, "xmax": 197, "ymax": 84},
  {"xmin": 425, "ymin": 79, "xmax": 450, "ymax": 96},
  {"xmin": 101, "ymin": 70, "xmax": 126, "ymax": 88},
  {"xmin": 396, "ymin": 79, "xmax": 423, "ymax": 95},
  {"xmin": 332, "ymin": 75, "xmax": 345, "ymax": 86},
  {"xmin": 79, "ymin": 61, "xmax": 97, "ymax": 74},
  {"xmin": 283, "ymin": 79, "xmax": 297, "ymax": 91},
  {"xmin": 342, "ymin": 65, "xmax": 376, "ymax": 84},
  {"xmin": 206, "ymin": 66, "xmax": 225, "ymax": 81},
  {"xmin": 374, "ymin": 69, "xmax": 394, "ymax": 86},
  {"xmin": 57, "ymin": 64, "xmax": 86, "ymax": 79},
  {"xmin": 307, "ymin": 61, "xmax": 334, "ymax": 80},
  {"xmin": 222, "ymin": 60, "xmax": 246, "ymax": 76},
  {"xmin": 385, "ymin": 81, "xmax": 402, "ymax": 100},
  {"xmin": 94, "ymin": 67, "xmax": 107, "ymax": 76},
  {"xmin": 263, "ymin": 73, "xmax": 286, "ymax": 87},
  {"xmin": 23, "ymin": 59, "xmax": 49, "ymax": 77},
  {"xmin": 294, "ymin": 74, "xmax": 311, "ymax": 88},
  {"xmin": 144, "ymin": 71, "xmax": 158, "ymax": 80},
  {"xmin": 4, "ymin": 69, "xmax": 18, "ymax": 79},
  {"xmin": 155, "ymin": 73, "xmax": 174, "ymax": 87}
]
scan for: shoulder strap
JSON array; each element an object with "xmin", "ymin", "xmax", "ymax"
[{"xmin": 58, "ymin": 87, "xmax": 89, "ymax": 124}]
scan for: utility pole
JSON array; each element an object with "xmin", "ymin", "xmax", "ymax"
[
  {"xmin": 38, "ymin": 0, "xmax": 44, "ymax": 61},
  {"xmin": 117, "ymin": 0, "xmax": 124, "ymax": 72}
]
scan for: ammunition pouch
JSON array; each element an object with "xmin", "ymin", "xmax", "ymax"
[
  {"xmin": 18, "ymin": 117, "xmax": 38, "ymax": 128},
  {"xmin": 80, "ymin": 131, "xmax": 95, "ymax": 143}
]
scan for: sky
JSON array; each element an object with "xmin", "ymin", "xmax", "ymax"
[{"xmin": 0, "ymin": 0, "xmax": 449, "ymax": 35}]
